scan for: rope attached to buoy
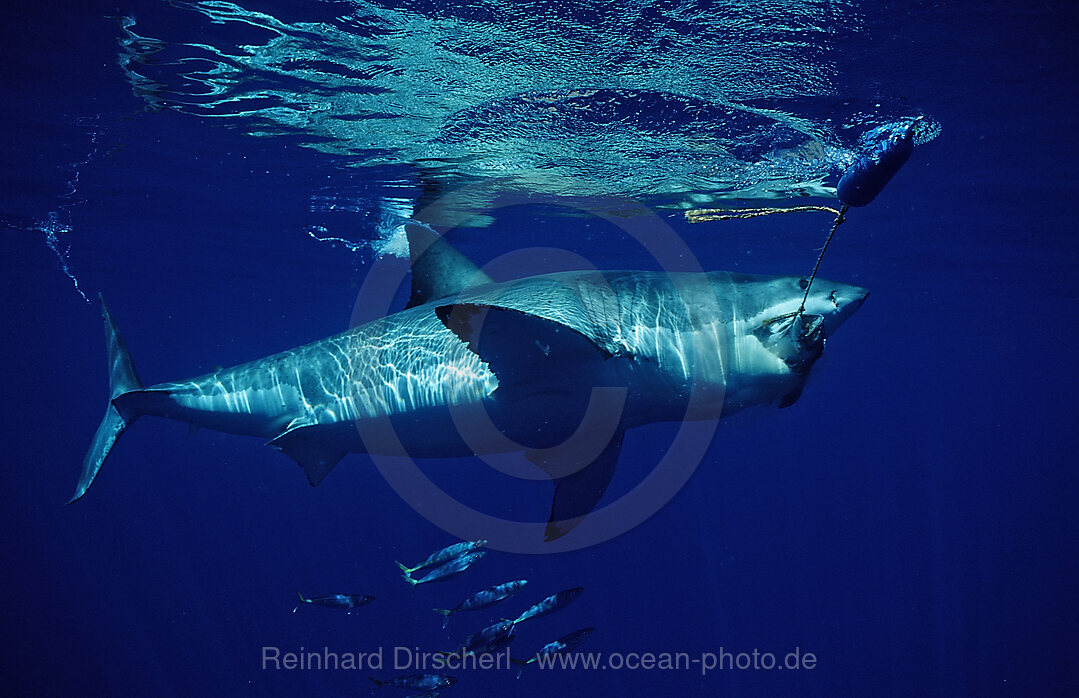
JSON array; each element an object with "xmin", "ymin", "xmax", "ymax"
[{"xmin": 685, "ymin": 205, "xmax": 842, "ymax": 223}]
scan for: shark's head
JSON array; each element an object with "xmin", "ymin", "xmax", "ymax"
[
  {"xmin": 752, "ymin": 277, "xmax": 868, "ymax": 375},
  {"xmin": 713, "ymin": 273, "xmax": 868, "ymax": 410},
  {"xmin": 797, "ymin": 279, "xmax": 870, "ymax": 340}
]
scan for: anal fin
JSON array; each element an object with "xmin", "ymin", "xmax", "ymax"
[{"xmin": 268, "ymin": 425, "xmax": 347, "ymax": 486}]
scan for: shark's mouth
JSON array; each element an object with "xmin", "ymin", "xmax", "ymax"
[{"xmin": 754, "ymin": 311, "xmax": 825, "ymax": 375}]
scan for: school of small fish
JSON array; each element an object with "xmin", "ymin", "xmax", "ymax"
[{"xmin": 293, "ymin": 539, "xmax": 594, "ymax": 692}]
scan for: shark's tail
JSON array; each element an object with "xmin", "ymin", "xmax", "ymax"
[{"xmin": 69, "ymin": 295, "xmax": 144, "ymax": 503}]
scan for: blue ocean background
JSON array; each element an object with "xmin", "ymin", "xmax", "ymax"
[{"xmin": 2, "ymin": 1, "xmax": 1076, "ymax": 695}]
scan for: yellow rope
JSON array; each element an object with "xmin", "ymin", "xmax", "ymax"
[
  {"xmin": 683, "ymin": 202, "xmax": 852, "ymax": 315},
  {"xmin": 685, "ymin": 205, "xmax": 842, "ymax": 223}
]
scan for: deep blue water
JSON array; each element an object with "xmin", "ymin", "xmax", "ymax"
[{"xmin": 3, "ymin": 1, "xmax": 1077, "ymax": 695}]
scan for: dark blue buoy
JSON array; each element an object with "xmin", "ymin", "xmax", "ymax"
[{"xmin": 837, "ymin": 121, "xmax": 916, "ymax": 207}]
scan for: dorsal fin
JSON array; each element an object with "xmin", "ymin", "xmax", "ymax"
[{"xmin": 405, "ymin": 222, "xmax": 493, "ymax": 308}]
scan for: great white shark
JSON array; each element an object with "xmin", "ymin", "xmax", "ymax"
[{"xmin": 72, "ymin": 223, "xmax": 867, "ymax": 540}]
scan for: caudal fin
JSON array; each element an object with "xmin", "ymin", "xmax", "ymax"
[
  {"xmin": 69, "ymin": 295, "xmax": 144, "ymax": 503},
  {"xmin": 433, "ymin": 608, "xmax": 452, "ymax": 628},
  {"xmin": 397, "ymin": 561, "xmax": 419, "ymax": 585}
]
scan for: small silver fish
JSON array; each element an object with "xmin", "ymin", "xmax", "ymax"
[
  {"xmin": 435, "ymin": 619, "xmax": 515, "ymax": 658},
  {"xmin": 466, "ymin": 629, "xmax": 515, "ymax": 656},
  {"xmin": 509, "ymin": 587, "xmax": 584, "ymax": 626},
  {"xmin": 396, "ymin": 540, "xmax": 487, "ymax": 576},
  {"xmin": 433, "ymin": 580, "xmax": 528, "ymax": 627},
  {"xmin": 368, "ymin": 674, "xmax": 456, "ymax": 691},
  {"xmin": 513, "ymin": 627, "xmax": 595, "ymax": 668},
  {"xmin": 403, "ymin": 551, "xmax": 485, "ymax": 586},
  {"xmin": 462, "ymin": 619, "xmax": 514, "ymax": 653},
  {"xmin": 292, "ymin": 591, "xmax": 374, "ymax": 614}
]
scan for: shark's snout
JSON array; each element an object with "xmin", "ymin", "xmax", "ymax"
[
  {"xmin": 796, "ymin": 279, "xmax": 868, "ymax": 339},
  {"xmin": 822, "ymin": 282, "xmax": 869, "ymax": 337}
]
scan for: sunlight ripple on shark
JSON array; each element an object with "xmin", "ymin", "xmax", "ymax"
[{"xmin": 72, "ymin": 224, "xmax": 866, "ymax": 540}]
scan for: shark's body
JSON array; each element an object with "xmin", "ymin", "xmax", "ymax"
[{"xmin": 74, "ymin": 224, "xmax": 866, "ymax": 539}]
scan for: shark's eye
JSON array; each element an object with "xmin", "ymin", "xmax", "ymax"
[
  {"xmin": 798, "ymin": 277, "xmax": 809, "ymax": 290},
  {"xmin": 829, "ymin": 290, "xmax": 838, "ymax": 307}
]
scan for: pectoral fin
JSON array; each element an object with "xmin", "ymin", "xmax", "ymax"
[
  {"xmin": 268, "ymin": 425, "xmax": 347, "ymax": 486},
  {"xmin": 778, "ymin": 385, "xmax": 803, "ymax": 408},
  {"xmin": 530, "ymin": 430, "xmax": 625, "ymax": 542}
]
